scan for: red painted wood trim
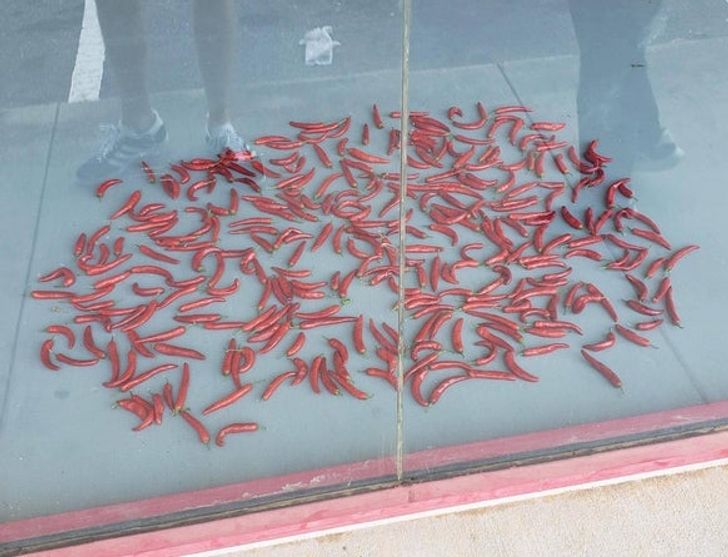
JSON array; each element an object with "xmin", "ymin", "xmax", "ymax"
[
  {"xmin": 34, "ymin": 429, "xmax": 728, "ymax": 556},
  {"xmin": 3, "ymin": 400, "xmax": 728, "ymax": 546}
]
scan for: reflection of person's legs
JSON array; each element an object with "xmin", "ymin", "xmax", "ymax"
[
  {"xmin": 96, "ymin": 0, "xmax": 154, "ymax": 132},
  {"xmin": 569, "ymin": 1, "xmax": 674, "ymax": 172},
  {"xmin": 77, "ymin": 0, "xmax": 167, "ymax": 183},
  {"xmin": 193, "ymin": 0, "xmax": 248, "ymax": 153},
  {"xmin": 194, "ymin": 0, "xmax": 234, "ymax": 128}
]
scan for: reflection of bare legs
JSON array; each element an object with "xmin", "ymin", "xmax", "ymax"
[
  {"xmin": 77, "ymin": 0, "xmax": 167, "ymax": 183},
  {"xmin": 193, "ymin": 0, "xmax": 247, "ymax": 152},
  {"xmin": 96, "ymin": 0, "xmax": 155, "ymax": 132},
  {"xmin": 193, "ymin": 0, "xmax": 235, "ymax": 128}
]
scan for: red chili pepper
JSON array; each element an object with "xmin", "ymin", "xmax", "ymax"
[
  {"xmin": 215, "ymin": 422, "xmax": 258, "ymax": 446},
  {"xmin": 284, "ymin": 331, "xmax": 305, "ymax": 357},
  {"xmin": 625, "ymin": 274, "xmax": 648, "ymax": 302},
  {"xmin": 503, "ymin": 350, "xmax": 539, "ymax": 382},
  {"xmin": 180, "ymin": 411, "xmax": 210, "ymax": 444},
  {"xmin": 615, "ymin": 324, "xmax": 652, "ymax": 347},
  {"xmin": 82, "ymin": 326, "xmax": 106, "ymax": 359},
  {"xmin": 202, "ymin": 384, "xmax": 253, "ymax": 415},
  {"xmin": 664, "ymin": 286, "xmax": 681, "ymax": 326},
  {"xmin": 174, "ymin": 363, "xmax": 191, "ymax": 412},
  {"xmin": 55, "ymin": 353, "xmax": 99, "ymax": 367},
  {"xmin": 625, "ymin": 300, "xmax": 663, "ymax": 317},
  {"xmin": 581, "ymin": 349, "xmax": 621, "ymax": 388},
  {"xmin": 140, "ymin": 161, "xmax": 156, "ymax": 183},
  {"xmin": 522, "ymin": 343, "xmax": 569, "ymax": 357},
  {"xmin": 560, "ymin": 206, "xmax": 583, "ymax": 230},
  {"xmin": 138, "ymin": 244, "xmax": 180, "ymax": 264},
  {"xmin": 120, "ymin": 363, "xmax": 177, "ymax": 391},
  {"xmin": 665, "ymin": 245, "xmax": 699, "ymax": 272},
  {"xmin": 96, "ymin": 178, "xmax": 124, "ymax": 197},
  {"xmin": 372, "ymin": 104, "xmax": 384, "ymax": 128},
  {"xmin": 154, "ymin": 343, "xmax": 206, "ymax": 360},
  {"xmin": 46, "ymin": 325, "xmax": 75, "ymax": 348},
  {"xmin": 635, "ymin": 319, "xmax": 664, "ymax": 331},
  {"xmin": 40, "ymin": 339, "xmax": 59, "ymax": 370}
]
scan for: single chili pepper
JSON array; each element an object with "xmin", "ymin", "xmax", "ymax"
[
  {"xmin": 503, "ymin": 350, "xmax": 539, "ymax": 382},
  {"xmin": 151, "ymin": 394, "xmax": 165, "ymax": 425},
  {"xmin": 55, "ymin": 353, "xmax": 99, "ymax": 367},
  {"xmin": 215, "ymin": 422, "xmax": 258, "ymax": 446},
  {"xmin": 560, "ymin": 206, "xmax": 583, "ymax": 230},
  {"xmin": 625, "ymin": 300, "xmax": 663, "ymax": 317},
  {"xmin": 262, "ymin": 371, "xmax": 296, "ymax": 401},
  {"xmin": 286, "ymin": 331, "xmax": 306, "ymax": 356},
  {"xmin": 664, "ymin": 286, "xmax": 681, "ymax": 326},
  {"xmin": 202, "ymin": 384, "xmax": 253, "ymax": 415},
  {"xmin": 82, "ymin": 326, "xmax": 106, "ymax": 359},
  {"xmin": 138, "ymin": 244, "xmax": 180, "ymax": 264},
  {"xmin": 645, "ymin": 257, "xmax": 665, "ymax": 279},
  {"xmin": 180, "ymin": 411, "xmax": 210, "ymax": 444},
  {"xmin": 46, "ymin": 325, "xmax": 75, "ymax": 348},
  {"xmin": 664, "ymin": 245, "xmax": 699, "ymax": 272},
  {"xmin": 40, "ymin": 339, "xmax": 59, "ymax": 370},
  {"xmin": 581, "ymin": 349, "xmax": 621, "ymax": 388},
  {"xmin": 651, "ymin": 277, "xmax": 672, "ymax": 303},
  {"xmin": 96, "ymin": 178, "xmax": 123, "ymax": 197},
  {"xmin": 175, "ymin": 363, "xmax": 191, "ymax": 412},
  {"xmin": 635, "ymin": 319, "xmax": 663, "ymax": 331},
  {"xmin": 615, "ymin": 324, "xmax": 652, "ymax": 347},
  {"xmin": 163, "ymin": 382, "xmax": 176, "ymax": 411},
  {"xmin": 120, "ymin": 363, "xmax": 178, "ymax": 391},
  {"xmin": 626, "ymin": 274, "xmax": 648, "ymax": 302},
  {"xmin": 154, "ymin": 343, "xmax": 206, "ymax": 360},
  {"xmin": 141, "ymin": 161, "xmax": 156, "ymax": 182},
  {"xmin": 39, "ymin": 266, "xmax": 76, "ymax": 287},
  {"xmin": 522, "ymin": 343, "xmax": 569, "ymax": 357},
  {"xmin": 631, "ymin": 227, "xmax": 672, "ymax": 250}
]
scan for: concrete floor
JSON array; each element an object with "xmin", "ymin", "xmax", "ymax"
[{"xmin": 233, "ymin": 465, "xmax": 728, "ymax": 557}]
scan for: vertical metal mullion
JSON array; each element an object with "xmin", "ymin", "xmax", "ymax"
[{"xmin": 395, "ymin": 0, "xmax": 412, "ymax": 482}]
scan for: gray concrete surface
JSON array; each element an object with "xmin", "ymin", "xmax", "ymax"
[
  {"xmin": 3, "ymin": 0, "xmax": 728, "ymax": 109},
  {"xmin": 235, "ymin": 465, "xmax": 728, "ymax": 557}
]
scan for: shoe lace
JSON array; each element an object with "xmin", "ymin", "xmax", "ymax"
[{"xmin": 97, "ymin": 124, "xmax": 122, "ymax": 158}]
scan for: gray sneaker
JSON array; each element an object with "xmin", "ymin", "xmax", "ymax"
[
  {"xmin": 77, "ymin": 110, "xmax": 167, "ymax": 184},
  {"xmin": 634, "ymin": 128, "xmax": 684, "ymax": 172},
  {"xmin": 206, "ymin": 122, "xmax": 254, "ymax": 158}
]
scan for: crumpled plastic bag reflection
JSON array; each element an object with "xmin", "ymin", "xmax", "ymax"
[{"xmin": 299, "ymin": 26, "xmax": 341, "ymax": 66}]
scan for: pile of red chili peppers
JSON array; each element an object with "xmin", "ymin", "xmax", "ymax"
[{"xmin": 31, "ymin": 103, "xmax": 699, "ymax": 447}]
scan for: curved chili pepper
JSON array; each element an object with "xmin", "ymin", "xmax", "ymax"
[
  {"xmin": 55, "ymin": 353, "xmax": 99, "ymax": 367},
  {"xmin": 180, "ymin": 411, "xmax": 210, "ymax": 444},
  {"xmin": 581, "ymin": 349, "xmax": 621, "ymax": 388},
  {"xmin": 202, "ymin": 384, "xmax": 253, "ymax": 416},
  {"xmin": 625, "ymin": 300, "xmax": 663, "ymax": 317},
  {"xmin": 635, "ymin": 319, "xmax": 663, "ymax": 331},
  {"xmin": 282, "ymin": 331, "xmax": 304, "ymax": 357},
  {"xmin": 138, "ymin": 244, "xmax": 180, "ymax": 264},
  {"xmin": 665, "ymin": 245, "xmax": 699, "ymax": 272},
  {"xmin": 560, "ymin": 206, "xmax": 583, "ymax": 230},
  {"xmin": 664, "ymin": 286, "xmax": 681, "ymax": 326},
  {"xmin": 168, "ymin": 363, "xmax": 189, "ymax": 412},
  {"xmin": 154, "ymin": 343, "xmax": 206, "ymax": 360},
  {"xmin": 40, "ymin": 339, "xmax": 59, "ymax": 370},
  {"xmin": 215, "ymin": 422, "xmax": 258, "ymax": 446},
  {"xmin": 120, "ymin": 363, "xmax": 177, "ymax": 391},
  {"xmin": 96, "ymin": 178, "xmax": 123, "ymax": 197},
  {"xmin": 615, "ymin": 324, "xmax": 651, "ymax": 347},
  {"xmin": 503, "ymin": 350, "xmax": 539, "ymax": 382},
  {"xmin": 46, "ymin": 325, "xmax": 75, "ymax": 348}
]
